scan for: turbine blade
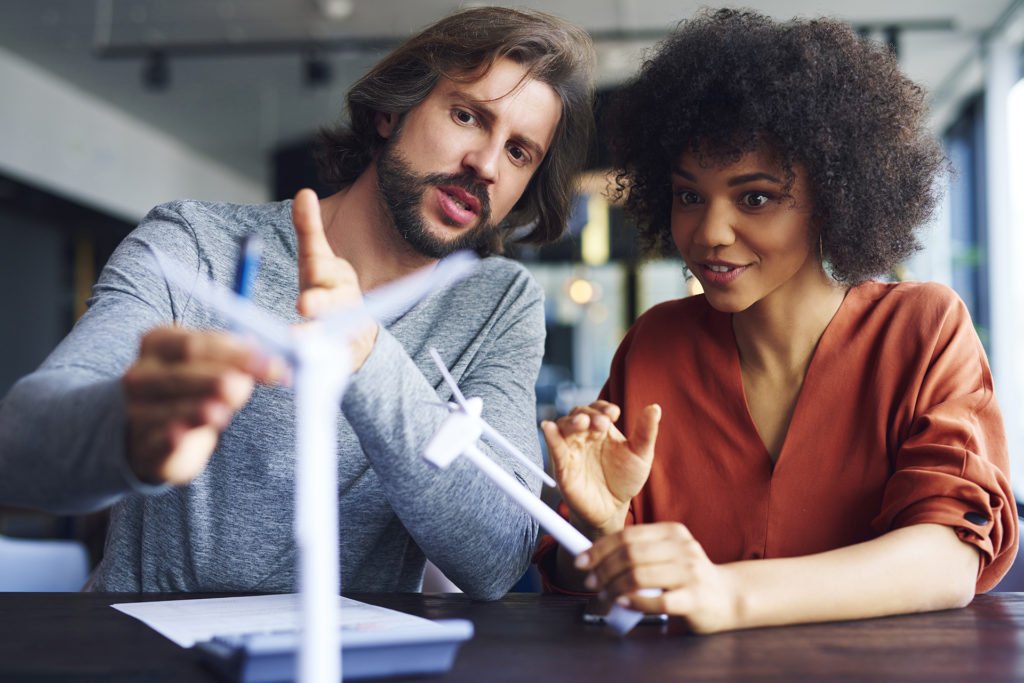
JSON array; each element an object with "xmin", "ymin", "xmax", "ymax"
[
  {"xmin": 480, "ymin": 421, "xmax": 556, "ymax": 488},
  {"xmin": 364, "ymin": 251, "xmax": 478, "ymax": 323},
  {"xmin": 318, "ymin": 251, "xmax": 478, "ymax": 343},
  {"xmin": 428, "ymin": 348, "xmax": 469, "ymax": 408},
  {"xmin": 149, "ymin": 247, "xmax": 295, "ymax": 361}
]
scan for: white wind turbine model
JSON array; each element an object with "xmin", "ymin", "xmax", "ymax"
[
  {"xmin": 424, "ymin": 348, "xmax": 555, "ymax": 490},
  {"xmin": 153, "ymin": 250, "xmax": 477, "ymax": 683},
  {"xmin": 423, "ymin": 348, "xmax": 659, "ymax": 636}
]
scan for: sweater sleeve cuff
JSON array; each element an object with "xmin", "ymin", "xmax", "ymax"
[
  {"xmin": 343, "ymin": 327, "xmax": 403, "ymax": 415},
  {"xmin": 101, "ymin": 382, "xmax": 172, "ymax": 498}
]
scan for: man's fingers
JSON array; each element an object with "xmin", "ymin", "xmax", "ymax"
[
  {"xmin": 126, "ymin": 390, "xmax": 245, "ymax": 485},
  {"xmin": 129, "ymin": 395, "xmax": 242, "ymax": 432},
  {"xmin": 158, "ymin": 424, "xmax": 221, "ymax": 485},
  {"xmin": 296, "ymin": 286, "xmax": 359, "ymax": 320},
  {"xmin": 124, "ymin": 364, "xmax": 255, "ymax": 404},
  {"xmin": 293, "ymin": 188, "xmax": 339, "ymax": 293},
  {"xmin": 137, "ymin": 327, "xmax": 285, "ymax": 384},
  {"xmin": 291, "ymin": 188, "xmax": 364, "ymax": 321},
  {"xmin": 125, "ymin": 326, "xmax": 276, "ymax": 486},
  {"xmin": 292, "ymin": 188, "xmax": 332, "ymax": 261},
  {"xmin": 139, "ymin": 327, "xmax": 249, "ymax": 367},
  {"xmin": 127, "ymin": 414, "xmax": 221, "ymax": 485}
]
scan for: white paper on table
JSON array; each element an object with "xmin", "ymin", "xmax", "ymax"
[{"xmin": 112, "ymin": 594, "xmax": 442, "ymax": 648}]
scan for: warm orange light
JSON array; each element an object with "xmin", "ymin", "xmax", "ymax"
[{"xmin": 568, "ymin": 278, "xmax": 595, "ymax": 304}]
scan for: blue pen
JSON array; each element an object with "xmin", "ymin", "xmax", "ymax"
[{"xmin": 233, "ymin": 234, "xmax": 263, "ymax": 299}]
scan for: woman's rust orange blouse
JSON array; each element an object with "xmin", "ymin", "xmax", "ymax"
[{"xmin": 539, "ymin": 281, "xmax": 1017, "ymax": 591}]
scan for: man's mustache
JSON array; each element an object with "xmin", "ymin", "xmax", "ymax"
[{"xmin": 423, "ymin": 172, "xmax": 491, "ymax": 221}]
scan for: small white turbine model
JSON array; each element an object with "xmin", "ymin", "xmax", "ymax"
[
  {"xmin": 423, "ymin": 348, "xmax": 659, "ymax": 636},
  {"xmin": 152, "ymin": 250, "xmax": 477, "ymax": 683},
  {"xmin": 425, "ymin": 348, "xmax": 555, "ymax": 490}
]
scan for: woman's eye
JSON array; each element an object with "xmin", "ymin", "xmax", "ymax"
[
  {"xmin": 676, "ymin": 191, "xmax": 701, "ymax": 206},
  {"xmin": 742, "ymin": 192, "xmax": 772, "ymax": 207}
]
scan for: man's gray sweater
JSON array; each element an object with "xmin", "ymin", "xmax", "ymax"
[{"xmin": 0, "ymin": 199, "xmax": 545, "ymax": 599}]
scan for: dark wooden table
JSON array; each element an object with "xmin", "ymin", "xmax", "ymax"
[{"xmin": 1, "ymin": 592, "xmax": 1023, "ymax": 682}]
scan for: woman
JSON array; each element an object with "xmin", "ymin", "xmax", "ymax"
[{"xmin": 538, "ymin": 9, "xmax": 1017, "ymax": 633}]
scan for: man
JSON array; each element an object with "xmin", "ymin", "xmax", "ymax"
[{"xmin": 0, "ymin": 7, "xmax": 594, "ymax": 599}]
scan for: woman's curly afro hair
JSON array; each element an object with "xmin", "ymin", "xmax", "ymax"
[{"xmin": 609, "ymin": 8, "xmax": 948, "ymax": 283}]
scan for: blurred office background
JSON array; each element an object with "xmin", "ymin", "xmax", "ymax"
[{"xmin": 1, "ymin": 0, "xmax": 1022, "ymax": 576}]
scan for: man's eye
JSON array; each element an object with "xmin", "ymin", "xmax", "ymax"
[
  {"xmin": 742, "ymin": 192, "xmax": 771, "ymax": 207},
  {"xmin": 508, "ymin": 145, "xmax": 527, "ymax": 163},
  {"xmin": 453, "ymin": 109, "xmax": 476, "ymax": 125}
]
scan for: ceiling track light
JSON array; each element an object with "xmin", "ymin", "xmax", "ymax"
[
  {"xmin": 883, "ymin": 26, "xmax": 902, "ymax": 60},
  {"xmin": 303, "ymin": 50, "xmax": 332, "ymax": 88},
  {"xmin": 141, "ymin": 50, "xmax": 170, "ymax": 91}
]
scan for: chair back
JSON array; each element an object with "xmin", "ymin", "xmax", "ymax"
[
  {"xmin": 991, "ymin": 517, "xmax": 1024, "ymax": 592},
  {"xmin": 0, "ymin": 535, "xmax": 89, "ymax": 591}
]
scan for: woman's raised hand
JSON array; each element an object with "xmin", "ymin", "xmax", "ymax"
[{"xmin": 541, "ymin": 401, "xmax": 661, "ymax": 537}]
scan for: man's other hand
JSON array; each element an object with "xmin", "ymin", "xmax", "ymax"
[{"xmin": 122, "ymin": 326, "xmax": 286, "ymax": 485}]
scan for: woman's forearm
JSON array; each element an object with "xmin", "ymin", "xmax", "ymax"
[{"xmin": 724, "ymin": 524, "xmax": 979, "ymax": 630}]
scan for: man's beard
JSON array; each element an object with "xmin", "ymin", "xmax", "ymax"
[{"xmin": 376, "ymin": 140, "xmax": 498, "ymax": 258}]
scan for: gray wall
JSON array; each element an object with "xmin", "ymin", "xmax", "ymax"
[{"xmin": 0, "ymin": 208, "xmax": 68, "ymax": 397}]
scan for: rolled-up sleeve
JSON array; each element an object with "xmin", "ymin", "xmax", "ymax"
[{"xmin": 873, "ymin": 295, "xmax": 1017, "ymax": 592}]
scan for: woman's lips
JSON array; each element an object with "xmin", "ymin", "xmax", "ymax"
[{"xmin": 698, "ymin": 262, "xmax": 749, "ymax": 286}]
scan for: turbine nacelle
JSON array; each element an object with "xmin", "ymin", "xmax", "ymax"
[
  {"xmin": 424, "ymin": 349, "xmax": 554, "ymax": 487},
  {"xmin": 425, "ymin": 407, "xmax": 483, "ymax": 469}
]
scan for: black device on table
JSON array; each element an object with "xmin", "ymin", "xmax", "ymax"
[{"xmin": 581, "ymin": 596, "xmax": 669, "ymax": 626}]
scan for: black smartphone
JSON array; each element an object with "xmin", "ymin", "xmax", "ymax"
[{"xmin": 581, "ymin": 596, "xmax": 669, "ymax": 625}]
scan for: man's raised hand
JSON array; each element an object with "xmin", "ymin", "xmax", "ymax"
[{"xmin": 292, "ymin": 188, "xmax": 377, "ymax": 368}]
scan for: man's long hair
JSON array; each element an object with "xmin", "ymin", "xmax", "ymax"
[{"xmin": 314, "ymin": 7, "xmax": 595, "ymax": 255}]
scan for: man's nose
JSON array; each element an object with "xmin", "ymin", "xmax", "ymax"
[{"xmin": 462, "ymin": 139, "xmax": 501, "ymax": 184}]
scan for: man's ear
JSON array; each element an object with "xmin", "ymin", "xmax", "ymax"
[{"xmin": 375, "ymin": 111, "xmax": 398, "ymax": 139}]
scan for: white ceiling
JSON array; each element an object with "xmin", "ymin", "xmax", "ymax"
[{"xmin": 0, "ymin": 0, "xmax": 1017, "ymax": 187}]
